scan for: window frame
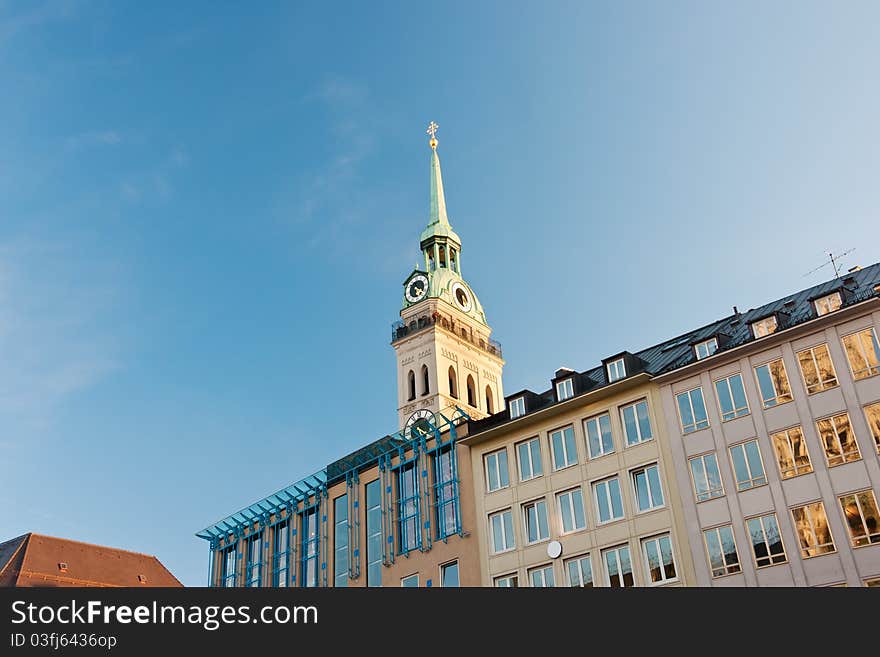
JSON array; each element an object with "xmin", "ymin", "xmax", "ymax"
[
  {"xmin": 865, "ymin": 401, "xmax": 880, "ymax": 454},
  {"xmin": 516, "ymin": 437, "xmax": 543, "ymax": 482},
  {"xmin": 602, "ymin": 544, "xmax": 635, "ymax": 587},
  {"xmin": 556, "ymin": 378, "xmax": 574, "ymax": 401},
  {"xmin": 695, "ymin": 338, "xmax": 719, "ymax": 361},
  {"xmin": 770, "ymin": 425, "xmax": 813, "ymax": 479},
  {"xmin": 522, "ymin": 498, "xmax": 550, "ymax": 545},
  {"xmin": 607, "ymin": 358, "xmax": 626, "ymax": 382},
  {"xmin": 641, "ymin": 534, "xmax": 678, "ymax": 586},
  {"xmin": 841, "ymin": 327, "xmax": 880, "ymax": 380},
  {"xmin": 688, "ymin": 452, "xmax": 724, "ymax": 502},
  {"xmin": 484, "ymin": 448, "xmax": 510, "ymax": 493},
  {"xmin": 632, "ymin": 463, "xmax": 665, "ymax": 513},
  {"xmin": 702, "ymin": 525, "xmax": 741, "ymax": 579},
  {"xmin": 528, "ymin": 564, "xmax": 555, "ymax": 588},
  {"xmin": 790, "ymin": 501, "xmax": 836, "ymax": 559},
  {"xmin": 583, "ymin": 412, "xmax": 615, "ymax": 459},
  {"xmin": 549, "ymin": 425, "xmax": 578, "ymax": 471},
  {"xmin": 813, "ymin": 292, "xmax": 842, "ymax": 316},
  {"xmin": 676, "ymin": 386, "xmax": 710, "ymax": 434},
  {"xmin": 400, "ymin": 574, "xmax": 419, "ymax": 588},
  {"xmin": 620, "ymin": 398, "xmax": 653, "ymax": 447},
  {"xmin": 333, "ymin": 494, "xmax": 349, "ymax": 588},
  {"xmin": 509, "ymin": 396, "xmax": 526, "ymax": 419},
  {"xmin": 714, "ymin": 372, "xmax": 750, "ymax": 421},
  {"xmin": 439, "ymin": 560, "xmax": 460, "ymax": 587},
  {"xmin": 838, "ymin": 489, "xmax": 880, "ymax": 548},
  {"xmin": 565, "ymin": 554, "xmax": 594, "ymax": 588},
  {"xmin": 751, "ymin": 315, "xmax": 778, "ymax": 338},
  {"xmin": 796, "ymin": 343, "xmax": 839, "ymax": 394},
  {"xmin": 815, "ymin": 412, "xmax": 861, "ymax": 467},
  {"xmin": 488, "ymin": 508, "xmax": 515, "ymax": 554},
  {"xmin": 746, "ymin": 513, "xmax": 788, "ymax": 569},
  {"xmin": 556, "ymin": 487, "xmax": 587, "ymax": 535},
  {"xmin": 754, "ymin": 358, "xmax": 794, "ymax": 409},
  {"xmin": 494, "ymin": 573, "xmax": 518, "ymax": 587},
  {"xmin": 728, "ymin": 439, "xmax": 767, "ymax": 491},
  {"xmin": 593, "ymin": 476, "xmax": 625, "ymax": 525}
]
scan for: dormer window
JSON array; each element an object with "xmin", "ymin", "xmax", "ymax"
[
  {"xmin": 607, "ymin": 358, "xmax": 626, "ymax": 383},
  {"xmin": 814, "ymin": 292, "xmax": 842, "ymax": 316},
  {"xmin": 751, "ymin": 316, "xmax": 778, "ymax": 338},
  {"xmin": 509, "ymin": 396, "xmax": 526, "ymax": 419},
  {"xmin": 694, "ymin": 338, "xmax": 718, "ymax": 360},
  {"xmin": 556, "ymin": 378, "xmax": 574, "ymax": 401}
]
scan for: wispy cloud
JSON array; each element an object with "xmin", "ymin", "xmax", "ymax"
[{"xmin": 0, "ymin": 236, "xmax": 121, "ymax": 431}]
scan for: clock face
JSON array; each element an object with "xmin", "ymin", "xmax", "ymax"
[
  {"xmin": 405, "ymin": 409, "xmax": 435, "ymax": 439},
  {"xmin": 405, "ymin": 274, "xmax": 429, "ymax": 303},
  {"xmin": 451, "ymin": 282, "xmax": 472, "ymax": 312}
]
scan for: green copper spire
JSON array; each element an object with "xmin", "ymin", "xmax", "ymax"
[{"xmin": 420, "ymin": 122, "xmax": 461, "ymax": 246}]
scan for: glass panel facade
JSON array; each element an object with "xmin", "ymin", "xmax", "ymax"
[
  {"xmin": 433, "ymin": 447, "xmax": 458, "ymax": 539},
  {"xmin": 366, "ymin": 480, "xmax": 382, "ymax": 587},
  {"xmin": 333, "ymin": 495, "xmax": 349, "ymax": 587},
  {"xmin": 397, "ymin": 462, "xmax": 421, "ymax": 553}
]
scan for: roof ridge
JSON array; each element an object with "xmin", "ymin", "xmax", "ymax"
[{"xmin": 27, "ymin": 533, "xmax": 162, "ymax": 560}]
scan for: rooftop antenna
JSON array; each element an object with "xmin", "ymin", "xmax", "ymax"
[{"xmin": 802, "ymin": 248, "xmax": 855, "ymax": 280}]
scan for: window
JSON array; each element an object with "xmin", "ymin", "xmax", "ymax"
[
  {"xmin": 421, "ymin": 364, "xmax": 429, "ymax": 396},
  {"xmin": 440, "ymin": 561, "xmax": 459, "ymax": 587},
  {"xmin": 839, "ymin": 490, "xmax": 880, "ymax": 547},
  {"xmin": 865, "ymin": 578, "xmax": 880, "ymax": 587},
  {"xmin": 494, "ymin": 574, "xmax": 518, "ymax": 587},
  {"xmin": 689, "ymin": 452, "xmax": 724, "ymax": 502},
  {"xmin": 556, "ymin": 378, "xmax": 574, "ymax": 401},
  {"xmin": 607, "ymin": 358, "xmax": 626, "ymax": 382},
  {"xmin": 448, "ymin": 366, "xmax": 458, "ymax": 398},
  {"xmin": 333, "ymin": 495, "xmax": 349, "ymax": 587},
  {"xmin": 584, "ymin": 413, "xmax": 614, "ymax": 459},
  {"xmin": 603, "ymin": 545, "xmax": 634, "ymax": 587},
  {"xmin": 523, "ymin": 499, "xmax": 550, "ymax": 544},
  {"xmin": 842, "ymin": 327, "xmax": 880, "ymax": 380},
  {"xmin": 529, "ymin": 565, "xmax": 555, "ymax": 587},
  {"xmin": 557, "ymin": 488, "xmax": 586, "ymax": 534},
  {"xmin": 620, "ymin": 399, "xmax": 653, "ymax": 446},
  {"xmin": 594, "ymin": 477, "xmax": 624, "ymax": 524},
  {"xmin": 245, "ymin": 534, "xmax": 262, "ymax": 587},
  {"xmin": 715, "ymin": 373, "xmax": 750, "ymax": 421},
  {"xmin": 407, "ymin": 370, "xmax": 416, "ymax": 401},
  {"xmin": 746, "ymin": 514, "xmax": 787, "ymax": 568},
  {"xmin": 814, "ymin": 292, "xmax": 842, "ymax": 316},
  {"xmin": 755, "ymin": 359, "xmax": 793, "ymax": 408},
  {"xmin": 632, "ymin": 464, "xmax": 664, "ymax": 512},
  {"xmin": 797, "ymin": 344, "xmax": 838, "ymax": 394},
  {"xmin": 272, "ymin": 521, "xmax": 289, "ymax": 587},
  {"xmin": 703, "ymin": 525, "xmax": 741, "ymax": 578},
  {"xmin": 695, "ymin": 338, "xmax": 718, "ymax": 360},
  {"xmin": 397, "ymin": 462, "xmax": 421, "ymax": 554},
  {"xmin": 550, "ymin": 426, "xmax": 578, "ymax": 470},
  {"xmin": 466, "ymin": 374, "xmax": 477, "ymax": 407},
  {"xmin": 565, "ymin": 555, "xmax": 593, "ymax": 587},
  {"xmin": 791, "ymin": 502, "xmax": 835, "ymax": 558},
  {"xmin": 676, "ymin": 387, "xmax": 709, "ymax": 434},
  {"xmin": 516, "ymin": 437, "xmax": 543, "ymax": 481},
  {"xmin": 642, "ymin": 534, "xmax": 677, "ymax": 584},
  {"xmin": 729, "ymin": 440, "xmax": 767, "ymax": 491},
  {"xmin": 489, "ymin": 509, "xmax": 515, "ymax": 553},
  {"xmin": 301, "ymin": 507, "xmax": 320, "ymax": 587},
  {"xmin": 401, "ymin": 574, "xmax": 419, "ymax": 588},
  {"xmin": 484, "ymin": 448, "xmax": 509, "ymax": 492},
  {"xmin": 816, "ymin": 412, "xmax": 861, "ymax": 466},
  {"xmin": 485, "ymin": 385, "xmax": 494, "ymax": 414},
  {"xmin": 433, "ymin": 447, "xmax": 458, "ymax": 539},
  {"xmin": 751, "ymin": 316, "xmax": 778, "ymax": 338},
  {"xmin": 866, "ymin": 402, "xmax": 880, "ymax": 453},
  {"xmin": 365, "ymin": 480, "xmax": 382, "ymax": 587},
  {"xmin": 509, "ymin": 396, "xmax": 526, "ymax": 419},
  {"xmin": 221, "ymin": 545, "xmax": 237, "ymax": 587},
  {"xmin": 770, "ymin": 426, "xmax": 812, "ymax": 479}
]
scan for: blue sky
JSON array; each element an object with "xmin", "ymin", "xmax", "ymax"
[{"xmin": 1, "ymin": 1, "xmax": 878, "ymax": 585}]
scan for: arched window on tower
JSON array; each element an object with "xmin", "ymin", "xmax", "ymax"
[
  {"xmin": 421, "ymin": 365, "xmax": 430, "ymax": 396},
  {"xmin": 439, "ymin": 245, "xmax": 447, "ymax": 268},
  {"xmin": 407, "ymin": 370, "xmax": 416, "ymax": 401},
  {"xmin": 466, "ymin": 375, "xmax": 476, "ymax": 408},
  {"xmin": 485, "ymin": 385, "xmax": 495, "ymax": 414},
  {"xmin": 450, "ymin": 248, "xmax": 457, "ymax": 273},
  {"xmin": 427, "ymin": 249, "xmax": 435, "ymax": 271},
  {"xmin": 448, "ymin": 366, "xmax": 458, "ymax": 399}
]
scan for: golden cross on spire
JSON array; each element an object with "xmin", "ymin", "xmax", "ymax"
[{"xmin": 426, "ymin": 121, "xmax": 439, "ymax": 149}]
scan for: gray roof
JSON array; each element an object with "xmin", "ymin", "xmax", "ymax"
[{"xmin": 470, "ymin": 262, "xmax": 880, "ymax": 434}]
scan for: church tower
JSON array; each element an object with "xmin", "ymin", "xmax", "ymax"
[{"xmin": 392, "ymin": 123, "xmax": 505, "ymax": 433}]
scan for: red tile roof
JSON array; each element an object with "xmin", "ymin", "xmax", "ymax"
[{"xmin": 0, "ymin": 533, "xmax": 183, "ymax": 587}]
